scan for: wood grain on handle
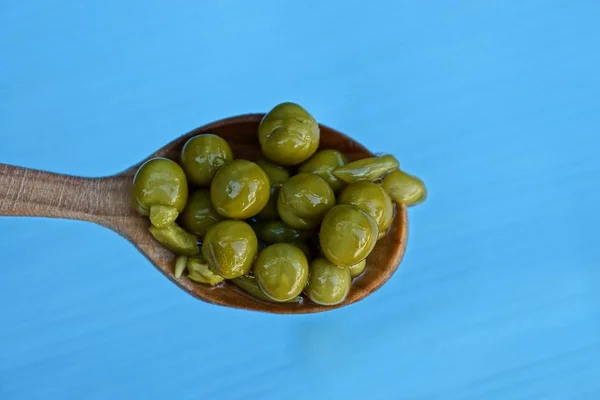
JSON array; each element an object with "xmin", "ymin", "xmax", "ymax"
[{"xmin": 0, "ymin": 163, "xmax": 133, "ymax": 228}]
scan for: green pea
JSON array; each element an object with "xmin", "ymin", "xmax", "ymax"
[
  {"xmin": 132, "ymin": 157, "xmax": 188, "ymax": 216},
  {"xmin": 210, "ymin": 159, "xmax": 271, "ymax": 219},
  {"xmin": 333, "ymin": 154, "xmax": 399, "ymax": 183},
  {"xmin": 338, "ymin": 181, "xmax": 394, "ymax": 239},
  {"xmin": 180, "ymin": 134, "xmax": 234, "ymax": 186},
  {"xmin": 202, "ymin": 220, "xmax": 258, "ymax": 279},
  {"xmin": 319, "ymin": 205, "xmax": 378, "ymax": 267},
  {"xmin": 277, "ymin": 173, "xmax": 335, "ymax": 229},
  {"xmin": 254, "ymin": 243, "xmax": 309, "ymax": 302},
  {"xmin": 258, "ymin": 102, "xmax": 320, "ymax": 166},
  {"xmin": 179, "ymin": 189, "xmax": 224, "ymax": 238},
  {"xmin": 382, "ymin": 169, "xmax": 427, "ymax": 206},
  {"xmin": 305, "ymin": 258, "xmax": 351, "ymax": 306}
]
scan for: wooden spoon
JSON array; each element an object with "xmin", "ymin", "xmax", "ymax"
[{"xmin": 0, "ymin": 114, "xmax": 408, "ymax": 314}]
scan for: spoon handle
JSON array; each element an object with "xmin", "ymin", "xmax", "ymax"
[{"xmin": 0, "ymin": 163, "xmax": 133, "ymax": 227}]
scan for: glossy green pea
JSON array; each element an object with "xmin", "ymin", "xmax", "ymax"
[
  {"xmin": 252, "ymin": 220, "xmax": 311, "ymax": 244},
  {"xmin": 180, "ymin": 134, "xmax": 234, "ymax": 186},
  {"xmin": 382, "ymin": 169, "xmax": 427, "ymax": 206},
  {"xmin": 298, "ymin": 149, "xmax": 348, "ymax": 192},
  {"xmin": 333, "ymin": 154, "xmax": 399, "ymax": 183},
  {"xmin": 277, "ymin": 173, "xmax": 335, "ymax": 229},
  {"xmin": 210, "ymin": 159, "xmax": 271, "ymax": 219},
  {"xmin": 319, "ymin": 205, "xmax": 378, "ymax": 267},
  {"xmin": 347, "ymin": 259, "xmax": 366, "ymax": 278},
  {"xmin": 305, "ymin": 258, "xmax": 351, "ymax": 306},
  {"xmin": 258, "ymin": 102, "xmax": 320, "ymax": 166},
  {"xmin": 132, "ymin": 157, "xmax": 188, "ymax": 216},
  {"xmin": 255, "ymin": 160, "xmax": 290, "ymax": 187},
  {"xmin": 231, "ymin": 275, "xmax": 301, "ymax": 304},
  {"xmin": 254, "ymin": 243, "xmax": 309, "ymax": 302},
  {"xmin": 179, "ymin": 189, "xmax": 224, "ymax": 238},
  {"xmin": 202, "ymin": 220, "xmax": 258, "ymax": 279},
  {"xmin": 338, "ymin": 181, "xmax": 394, "ymax": 239},
  {"xmin": 149, "ymin": 223, "xmax": 200, "ymax": 256}
]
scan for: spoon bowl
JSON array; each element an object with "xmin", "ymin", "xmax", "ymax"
[{"xmin": 0, "ymin": 114, "xmax": 408, "ymax": 314}]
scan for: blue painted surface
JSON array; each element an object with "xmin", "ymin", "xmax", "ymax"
[{"xmin": 1, "ymin": 1, "xmax": 600, "ymax": 399}]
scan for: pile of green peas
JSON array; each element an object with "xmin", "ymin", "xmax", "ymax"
[{"xmin": 131, "ymin": 102, "xmax": 426, "ymax": 306}]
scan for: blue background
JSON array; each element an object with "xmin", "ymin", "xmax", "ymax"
[{"xmin": 1, "ymin": 1, "xmax": 600, "ymax": 399}]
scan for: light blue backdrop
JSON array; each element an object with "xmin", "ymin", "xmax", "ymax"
[{"xmin": 1, "ymin": 1, "xmax": 599, "ymax": 399}]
